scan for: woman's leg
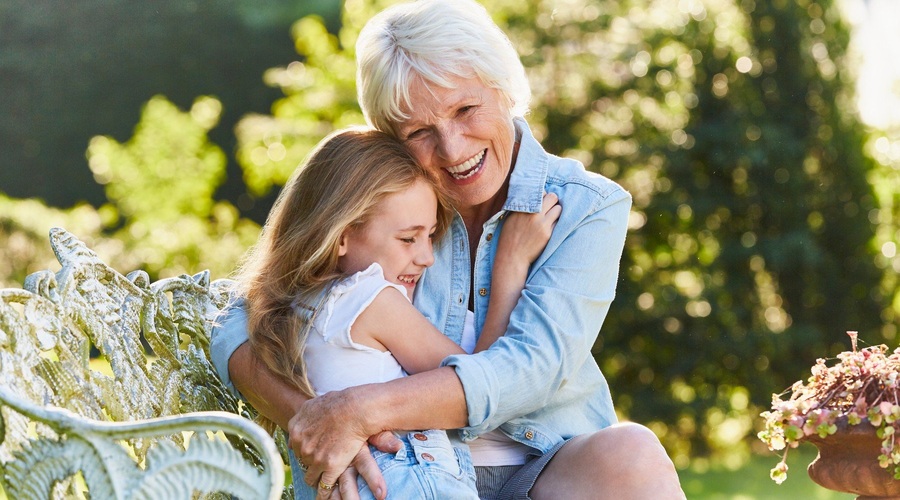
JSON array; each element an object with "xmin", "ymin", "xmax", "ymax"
[{"xmin": 529, "ymin": 422, "xmax": 685, "ymax": 500}]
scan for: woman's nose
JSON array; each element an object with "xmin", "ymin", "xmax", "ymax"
[{"xmin": 435, "ymin": 124, "xmax": 464, "ymax": 161}]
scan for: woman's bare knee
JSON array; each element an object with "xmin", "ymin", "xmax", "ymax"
[{"xmin": 532, "ymin": 424, "xmax": 684, "ymax": 500}]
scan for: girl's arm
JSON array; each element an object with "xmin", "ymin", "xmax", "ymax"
[
  {"xmin": 352, "ymin": 288, "xmax": 465, "ymax": 374},
  {"xmin": 352, "ymin": 194, "xmax": 559, "ymax": 372},
  {"xmin": 475, "ymin": 193, "xmax": 561, "ymax": 352}
]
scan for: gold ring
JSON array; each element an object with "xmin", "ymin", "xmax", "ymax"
[{"xmin": 318, "ymin": 479, "xmax": 335, "ymax": 491}]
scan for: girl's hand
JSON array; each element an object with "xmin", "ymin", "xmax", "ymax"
[
  {"xmin": 496, "ymin": 192, "xmax": 560, "ymax": 267},
  {"xmin": 475, "ymin": 193, "xmax": 560, "ymax": 353}
]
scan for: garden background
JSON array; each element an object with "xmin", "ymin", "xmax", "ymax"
[{"xmin": 2, "ymin": 0, "xmax": 899, "ymax": 497}]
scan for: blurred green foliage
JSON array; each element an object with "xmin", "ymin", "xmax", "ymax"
[
  {"xmin": 0, "ymin": 0, "xmax": 340, "ymax": 215},
  {"xmin": 3, "ymin": 0, "xmax": 900, "ymax": 470},
  {"xmin": 0, "ymin": 95, "xmax": 259, "ymax": 287}
]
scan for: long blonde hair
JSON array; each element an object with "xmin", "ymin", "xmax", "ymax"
[{"xmin": 237, "ymin": 127, "xmax": 451, "ymax": 431}]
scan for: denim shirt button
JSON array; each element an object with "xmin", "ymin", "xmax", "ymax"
[
  {"xmin": 413, "ymin": 433, "xmax": 428, "ymax": 441},
  {"xmin": 421, "ymin": 453, "xmax": 435, "ymax": 462},
  {"xmin": 479, "ymin": 288, "xmax": 487, "ymax": 296},
  {"xmin": 525, "ymin": 430, "xmax": 535, "ymax": 440},
  {"xmin": 486, "ymin": 233, "xmax": 493, "ymax": 242}
]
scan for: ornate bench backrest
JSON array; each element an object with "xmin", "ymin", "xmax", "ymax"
[{"xmin": 0, "ymin": 228, "xmax": 283, "ymax": 499}]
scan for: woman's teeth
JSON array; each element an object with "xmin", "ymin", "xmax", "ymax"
[{"xmin": 446, "ymin": 150, "xmax": 486, "ymax": 180}]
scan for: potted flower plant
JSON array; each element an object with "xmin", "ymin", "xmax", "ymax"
[{"xmin": 759, "ymin": 331, "xmax": 900, "ymax": 497}]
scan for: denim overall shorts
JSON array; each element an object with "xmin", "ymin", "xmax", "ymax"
[{"xmin": 291, "ymin": 429, "xmax": 477, "ymax": 499}]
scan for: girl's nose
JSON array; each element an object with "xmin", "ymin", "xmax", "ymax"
[{"xmin": 415, "ymin": 240, "xmax": 435, "ymax": 267}]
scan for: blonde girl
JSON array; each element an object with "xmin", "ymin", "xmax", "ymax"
[{"xmin": 236, "ymin": 127, "xmax": 559, "ymax": 499}]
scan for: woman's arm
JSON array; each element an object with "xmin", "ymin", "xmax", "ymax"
[
  {"xmin": 292, "ymin": 366, "xmax": 467, "ymax": 491},
  {"xmin": 229, "ymin": 342, "xmax": 308, "ymax": 430},
  {"xmin": 445, "ymin": 189, "xmax": 631, "ymax": 434},
  {"xmin": 211, "ymin": 302, "xmax": 310, "ymax": 429},
  {"xmin": 475, "ymin": 193, "xmax": 560, "ymax": 352}
]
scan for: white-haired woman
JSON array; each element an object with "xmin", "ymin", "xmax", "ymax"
[{"xmin": 212, "ymin": 0, "xmax": 685, "ymax": 498}]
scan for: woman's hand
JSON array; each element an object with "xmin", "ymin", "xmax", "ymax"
[
  {"xmin": 322, "ymin": 432, "xmax": 403, "ymax": 500},
  {"xmin": 290, "ymin": 388, "xmax": 388, "ymax": 499}
]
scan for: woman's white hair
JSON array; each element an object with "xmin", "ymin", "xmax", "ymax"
[{"xmin": 356, "ymin": 0, "xmax": 531, "ymax": 135}]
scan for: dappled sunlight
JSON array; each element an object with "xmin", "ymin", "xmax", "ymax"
[{"xmin": 2, "ymin": 0, "xmax": 900, "ymax": 494}]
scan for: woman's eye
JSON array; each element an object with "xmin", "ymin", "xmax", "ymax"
[
  {"xmin": 458, "ymin": 105, "xmax": 474, "ymax": 115},
  {"xmin": 406, "ymin": 129, "xmax": 425, "ymax": 140}
]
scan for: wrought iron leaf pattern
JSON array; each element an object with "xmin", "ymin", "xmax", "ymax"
[{"xmin": 0, "ymin": 228, "xmax": 284, "ymax": 499}]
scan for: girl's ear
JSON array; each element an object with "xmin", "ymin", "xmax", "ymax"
[{"xmin": 338, "ymin": 230, "xmax": 350, "ymax": 257}]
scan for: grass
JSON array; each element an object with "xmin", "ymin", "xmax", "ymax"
[{"xmin": 680, "ymin": 447, "xmax": 854, "ymax": 499}]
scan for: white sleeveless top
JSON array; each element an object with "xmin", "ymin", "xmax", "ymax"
[{"xmin": 303, "ymin": 263, "xmax": 408, "ymax": 395}]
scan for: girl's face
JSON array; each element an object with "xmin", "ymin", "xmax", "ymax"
[{"xmin": 338, "ymin": 179, "xmax": 438, "ymax": 298}]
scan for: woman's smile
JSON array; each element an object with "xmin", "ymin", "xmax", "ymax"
[
  {"xmin": 445, "ymin": 149, "xmax": 487, "ymax": 181},
  {"xmin": 399, "ymin": 75, "xmax": 516, "ymax": 217}
]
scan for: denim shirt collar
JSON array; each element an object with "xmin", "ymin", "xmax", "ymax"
[{"xmin": 503, "ymin": 117, "xmax": 548, "ymax": 214}]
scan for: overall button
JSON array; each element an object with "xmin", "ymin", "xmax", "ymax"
[
  {"xmin": 486, "ymin": 233, "xmax": 493, "ymax": 241},
  {"xmin": 479, "ymin": 288, "xmax": 487, "ymax": 296},
  {"xmin": 413, "ymin": 433, "xmax": 428, "ymax": 441},
  {"xmin": 421, "ymin": 453, "xmax": 435, "ymax": 462},
  {"xmin": 525, "ymin": 430, "xmax": 535, "ymax": 440}
]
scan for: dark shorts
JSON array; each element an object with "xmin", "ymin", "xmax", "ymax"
[{"xmin": 474, "ymin": 439, "xmax": 568, "ymax": 500}]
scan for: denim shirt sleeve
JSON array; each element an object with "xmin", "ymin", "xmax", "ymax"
[
  {"xmin": 441, "ymin": 187, "xmax": 631, "ymax": 435},
  {"xmin": 210, "ymin": 298, "xmax": 250, "ymax": 394}
]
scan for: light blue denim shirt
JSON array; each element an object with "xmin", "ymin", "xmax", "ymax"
[{"xmin": 210, "ymin": 117, "xmax": 631, "ymax": 455}]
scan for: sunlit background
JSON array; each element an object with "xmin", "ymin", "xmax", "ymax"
[
  {"xmin": 1, "ymin": 0, "xmax": 900, "ymax": 498},
  {"xmin": 846, "ymin": 0, "xmax": 900, "ymax": 128}
]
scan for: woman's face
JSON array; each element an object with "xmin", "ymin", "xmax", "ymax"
[{"xmin": 396, "ymin": 75, "xmax": 515, "ymax": 215}]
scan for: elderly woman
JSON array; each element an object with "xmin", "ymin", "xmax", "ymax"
[{"xmin": 212, "ymin": 1, "xmax": 685, "ymax": 498}]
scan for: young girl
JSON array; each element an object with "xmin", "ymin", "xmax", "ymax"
[{"xmin": 237, "ymin": 127, "xmax": 559, "ymax": 499}]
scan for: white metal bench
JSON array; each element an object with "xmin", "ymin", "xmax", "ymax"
[{"xmin": 0, "ymin": 228, "xmax": 284, "ymax": 499}]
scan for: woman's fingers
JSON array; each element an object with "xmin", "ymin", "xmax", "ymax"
[
  {"xmin": 316, "ymin": 471, "xmax": 341, "ymax": 500},
  {"xmin": 287, "ymin": 393, "xmax": 372, "ymax": 494}
]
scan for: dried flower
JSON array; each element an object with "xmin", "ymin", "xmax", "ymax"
[{"xmin": 759, "ymin": 332, "xmax": 900, "ymax": 483}]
